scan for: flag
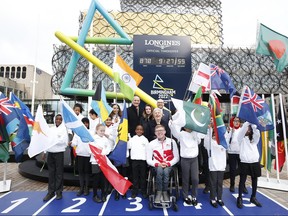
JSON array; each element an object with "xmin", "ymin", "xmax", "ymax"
[
  {"xmin": 274, "ymin": 103, "xmax": 287, "ymax": 171},
  {"xmin": 0, "ymin": 114, "xmax": 9, "ymax": 162},
  {"xmin": 0, "ymin": 92, "xmax": 30, "ymax": 162},
  {"xmin": 0, "ymin": 142, "xmax": 9, "ymax": 162},
  {"xmin": 10, "ymin": 92, "xmax": 34, "ymax": 135},
  {"xmin": 28, "ymin": 105, "xmax": 54, "ymax": 158},
  {"xmin": 210, "ymin": 64, "xmax": 225, "ymax": 90},
  {"xmin": 91, "ymin": 81, "xmax": 113, "ymax": 123},
  {"xmin": 230, "ymin": 91, "xmax": 241, "ymax": 115},
  {"xmin": 210, "ymin": 64, "xmax": 236, "ymax": 98},
  {"xmin": 89, "ymin": 144, "xmax": 132, "ymax": 195},
  {"xmin": 189, "ymin": 63, "xmax": 210, "ymax": 93},
  {"xmin": 256, "ymin": 23, "xmax": 288, "ymax": 72},
  {"xmin": 113, "ymin": 54, "xmax": 143, "ymax": 101},
  {"xmin": 60, "ymin": 99, "xmax": 94, "ymax": 143},
  {"xmin": 209, "ymin": 92, "xmax": 228, "ymax": 149},
  {"xmin": 259, "ymin": 131, "xmax": 268, "ymax": 168},
  {"xmin": 171, "ymin": 98, "xmax": 210, "ymax": 134},
  {"xmin": 192, "ymin": 86, "xmax": 202, "ymax": 105},
  {"xmin": 109, "ymin": 101, "xmax": 128, "ymax": 165},
  {"xmin": 267, "ymin": 98, "xmax": 276, "ymax": 171},
  {"xmin": 237, "ymin": 86, "xmax": 274, "ymax": 131}
]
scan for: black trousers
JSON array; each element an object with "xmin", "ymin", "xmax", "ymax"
[
  {"xmin": 47, "ymin": 152, "xmax": 64, "ymax": 194},
  {"xmin": 131, "ymin": 160, "xmax": 147, "ymax": 192},
  {"xmin": 228, "ymin": 153, "xmax": 240, "ymax": 187}
]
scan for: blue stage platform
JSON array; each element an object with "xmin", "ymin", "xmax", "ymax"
[{"xmin": 0, "ymin": 188, "xmax": 287, "ymax": 215}]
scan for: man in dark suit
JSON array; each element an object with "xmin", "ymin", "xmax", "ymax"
[
  {"xmin": 156, "ymin": 99, "xmax": 171, "ymax": 123},
  {"xmin": 127, "ymin": 95, "xmax": 143, "ymax": 137}
]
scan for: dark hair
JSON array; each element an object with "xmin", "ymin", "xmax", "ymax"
[
  {"xmin": 73, "ymin": 103, "xmax": 84, "ymax": 113},
  {"xmin": 247, "ymin": 125, "xmax": 253, "ymax": 142},
  {"xmin": 81, "ymin": 117, "xmax": 90, "ymax": 129},
  {"xmin": 89, "ymin": 109, "xmax": 98, "ymax": 116},
  {"xmin": 110, "ymin": 103, "xmax": 122, "ymax": 118}
]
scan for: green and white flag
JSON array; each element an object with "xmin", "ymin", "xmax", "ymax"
[{"xmin": 171, "ymin": 98, "xmax": 210, "ymax": 134}]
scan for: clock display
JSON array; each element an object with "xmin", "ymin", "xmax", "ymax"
[{"xmin": 139, "ymin": 57, "xmax": 186, "ymax": 66}]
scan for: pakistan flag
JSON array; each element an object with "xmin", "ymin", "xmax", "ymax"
[{"xmin": 171, "ymin": 98, "xmax": 210, "ymax": 134}]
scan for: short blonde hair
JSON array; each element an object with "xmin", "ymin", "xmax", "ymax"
[{"xmin": 153, "ymin": 107, "xmax": 163, "ymax": 114}]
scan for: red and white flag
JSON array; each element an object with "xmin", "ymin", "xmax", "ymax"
[
  {"xmin": 188, "ymin": 63, "xmax": 211, "ymax": 93},
  {"xmin": 89, "ymin": 144, "xmax": 132, "ymax": 195}
]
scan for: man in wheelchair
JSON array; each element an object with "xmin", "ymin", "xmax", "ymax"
[{"xmin": 146, "ymin": 124, "xmax": 180, "ymax": 203}]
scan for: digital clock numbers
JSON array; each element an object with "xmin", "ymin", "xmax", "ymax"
[{"xmin": 139, "ymin": 57, "xmax": 186, "ymax": 66}]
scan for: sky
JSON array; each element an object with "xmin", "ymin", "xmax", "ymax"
[{"xmin": 0, "ymin": 0, "xmax": 287, "ymax": 74}]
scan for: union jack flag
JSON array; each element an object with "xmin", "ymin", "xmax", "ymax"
[
  {"xmin": 0, "ymin": 97, "xmax": 14, "ymax": 115},
  {"xmin": 237, "ymin": 86, "xmax": 273, "ymax": 131},
  {"xmin": 242, "ymin": 90, "xmax": 264, "ymax": 112}
]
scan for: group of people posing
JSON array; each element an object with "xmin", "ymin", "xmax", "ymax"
[{"xmin": 42, "ymin": 95, "xmax": 263, "ymax": 210}]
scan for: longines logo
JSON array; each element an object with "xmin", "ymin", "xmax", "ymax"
[{"xmin": 144, "ymin": 39, "xmax": 181, "ymax": 49}]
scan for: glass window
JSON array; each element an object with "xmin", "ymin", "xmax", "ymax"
[
  {"xmin": 22, "ymin": 67, "xmax": 26, "ymax": 79},
  {"xmin": 11, "ymin": 67, "xmax": 15, "ymax": 78},
  {"xmin": 0, "ymin": 67, "xmax": 4, "ymax": 77},
  {"xmin": 5, "ymin": 67, "xmax": 10, "ymax": 78},
  {"xmin": 16, "ymin": 67, "xmax": 21, "ymax": 78}
]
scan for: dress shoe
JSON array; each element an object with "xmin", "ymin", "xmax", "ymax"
[
  {"xmin": 191, "ymin": 197, "xmax": 198, "ymax": 206},
  {"xmin": 210, "ymin": 200, "xmax": 218, "ymax": 208},
  {"xmin": 114, "ymin": 192, "xmax": 120, "ymax": 201},
  {"xmin": 250, "ymin": 197, "xmax": 262, "ymax": 207},
  {"xmin": 77, "ymin": 189, "xmax": 83, "ymax": 197},
  {"xmin": 243, "ymin": 187, "xmax": 248, "ymax": 194},
  {"xmin": 102, "ymin": 193, "xmax": 107, "ymax": 202},
  {"xmin": 184, "ymin": 197, "xmax": 192, "ymax": 205},
  {"xmin": 237, "ymin": 197, "xmax": 243, "ymax": 209},
  {"xmin": 43, "ymin": 193, "xmax": 54, "ymax": 201},
  {"xmin": 203, "ymin": 187, "xmax": 210, "ymax": 194},
  {"xmin": 93, "ymin": 195, "xmax": 101, "ymax": 203},
  {"xmin": 217, "ymin": 200, "xmax": 225, "ymax": 206},
  {"xmin": 229, "ymin": 186, "xmax": 235, "ymax": 192},
  {"xmin": 56, "ymin": 192, "xmax": 62, "ymax": 200},
  {"xmin": 122, "ymin": 193, "xmax": 127, "ymax": 199}
]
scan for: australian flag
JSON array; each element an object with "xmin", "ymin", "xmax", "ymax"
[
  {"xmin": 210, "ymin": 64, "xmax": 237, "ymax": 98},
  {"xmin": 0, "ymin": 92, "xmax": 30, "ymax": 162},
  {"xmin": 237, "ymin": 86, "xmax": 274, "ymax": 131}
]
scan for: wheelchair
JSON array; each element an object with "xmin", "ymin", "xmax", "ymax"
[{"xmin": 146, "ymin": 165, "xmax": 180, "ymax": 211}]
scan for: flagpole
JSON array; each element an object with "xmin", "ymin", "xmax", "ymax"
[
  {"xmin": 279, "ymin": 93, "xmax": 288, "ymax": 178},
  {"xmin": 262, "ymin": 94, "xmax": 269, "ymax": 181},
  {"xmin": 271, "ymin": 94, "xmax": 280, "ymax": 182},
  {"xmin": 113, "ymin": 46, "xmax": 117, "ymax": 104},
  {"xmin": 0, "ymin": 162, "xmax": 11, "ymax": 192},
  {"xmin": 88, "ymin": 21, "xmax": 94, "ymax": 111}
]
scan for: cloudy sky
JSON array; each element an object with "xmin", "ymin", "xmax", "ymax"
[{"xmin": 0, "ymin": 0, "xmax": 287, "ymax": 74}]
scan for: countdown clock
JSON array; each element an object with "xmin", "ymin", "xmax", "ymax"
[{"xmin": 133, "ymin": 35, "xmax": 191, "ymax": 104}]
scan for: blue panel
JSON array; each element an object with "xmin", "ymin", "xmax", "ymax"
[
  {"xmin": 133, "ymin": 35, "xmax": 191, "ymax": 104},
  {"xmin": 222, "ymin": 187, "xmax": 288, "ymax": 215},
  {"xmin": 0, "ymin": 189, "xmax": 287, "ymax": 215},
  {"xmin": 0, "ymin": 191, "xmax": 47, "ymax": 215}
]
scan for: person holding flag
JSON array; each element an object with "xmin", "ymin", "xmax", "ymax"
[
  {"xmin": 70, "ymin": 117, "xmax": 92, "ymax": 197},
  {"xmin": 236, "ymin": 122, "xmax": 262, "ymax": 209},
  {"xmin": 89, "ymin": 124, "xmax": 113, "ymax": 203},
  {"xmin": 169, "ymin": 119, "xmax": 201, "ymax": 206},
  {"xmin": 42, "ymin": 114, "xmax": 69, "ymax": 201},
  {"xmin": 226, "ymin": 117, "xmax": 248, "ymax": 194}
]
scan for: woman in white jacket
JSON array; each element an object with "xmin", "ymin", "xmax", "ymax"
[{"xmin": 236, "ymin": 121, "xmax": 262, "ymax": 209}]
